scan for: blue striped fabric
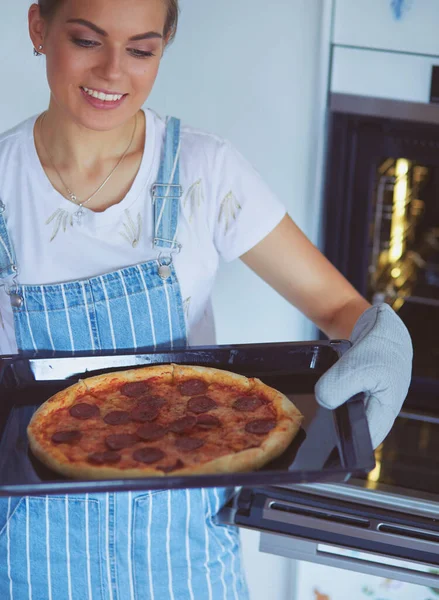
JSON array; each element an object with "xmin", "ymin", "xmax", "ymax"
[
  {"xmin": 0, "ymin": 198, "xmax": 16, "ymax": 279},
  {"xmin": 153, "ymin": 117, "xmax": 182, "ymax": 251},
  {"xmin": 0, "ymin": 115, "xmax": 250, "ymax": 599},
  {"xmin": 0, "ymin": 488, "xmax": 248, "ymax": 600},
  {"xmin": 13, "ymin": 262, "xmax": 187, "ymax": 353}
]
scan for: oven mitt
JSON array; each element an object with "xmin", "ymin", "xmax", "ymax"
[{"xmin": 314, "ymin": 303, "xmax": 413, "ymax": 449}]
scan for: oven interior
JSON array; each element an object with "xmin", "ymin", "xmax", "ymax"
[
  {"xmin": 368, "ymin": 157, "xmax": 439, "ymax": 382},
  {"xmin": 323, "ymin": 103, "xmax": 439, "ymax": 496}
]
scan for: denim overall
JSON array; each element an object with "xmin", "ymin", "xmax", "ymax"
[{"xmin": 0, "ymin": 118, "xmax": 249, "ymax": 600}]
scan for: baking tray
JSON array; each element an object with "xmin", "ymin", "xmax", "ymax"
[{"xmin": 0, "ymin": 340, "xmax": 375, "ymax": 496}]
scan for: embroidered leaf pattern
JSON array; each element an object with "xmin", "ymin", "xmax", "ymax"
[
  {"xmin": 184, "ymin": 179, "xmax": 204, "ymax": 222},
  {"xmin": 119, "ymin": 209, "xmax": 142, "ymax": 248},
  {"xmin": 218, "ymin": 191, "xmax": 242, "ymax": 234},
  {"xmin": 46, "ymin": 208, "xmax": 74, "ymax": 242},
  {"xmin": 183, "ymin": 297, "xmax": 191, "ymax": 323}
]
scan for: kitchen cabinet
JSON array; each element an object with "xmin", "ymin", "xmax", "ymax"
[
  {"xmin": 331, "ymin": 46, "xmax": 439, "ymax": 103},
  {"xmin": 334, "ymin": 0, "xmax": 439, "ymax": 57}
]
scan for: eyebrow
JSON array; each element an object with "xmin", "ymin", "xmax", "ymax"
[{"xmin": 66, "ymin": 19, "xmax": 163, "ymax": 41}]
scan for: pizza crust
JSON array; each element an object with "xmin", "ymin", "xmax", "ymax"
[{"xmin": 27, "ymin": 363, "xmax": 304, "ymax": 480}]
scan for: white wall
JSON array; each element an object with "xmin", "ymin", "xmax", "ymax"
[
  {"xmin": 0, "ymin": 2, "xmax": 327, "ymax": 599},
  {"xmin": 149, "ymin": 0, "xmax": 325, "ymax": 345}
]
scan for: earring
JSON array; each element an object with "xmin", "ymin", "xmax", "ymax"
[{"xmin": 33, "ymin": 45, "xmax": 43, "ymax": 57}]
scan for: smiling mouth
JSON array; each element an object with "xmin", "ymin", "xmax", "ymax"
[{"xmin": 81, "ymin": 86, "xmax": 126, "ymax": 102}]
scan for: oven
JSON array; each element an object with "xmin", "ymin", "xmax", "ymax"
[{"xmin": 215, "ymin": 93, "xmax": 439, "ymax": 588}]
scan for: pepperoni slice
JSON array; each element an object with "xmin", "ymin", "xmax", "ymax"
[
  {"xmin": 103, "ymin": 410, "xmax": 131, "ymax": 425},
  {"xmin": 157, "ymin": 459, "xmax": 185, "ymax": 473},
  {"xmin": 51, "ymin": 430, "xmax": 82, "ymax": 444},
  {"xmin": 168, "ymin": 415, "xmax": 197, "ymax": 433},
  {"xmin": 69, "ymin": 403, "xmax": 100, "ymax": 420},
  {"xmin": 179, "ymin": 379, "xmax": 209, "ymax": 396},
  {"xmin": 138, "ymin": 396, "xmax": 166, "ymax": 410},
  {"xmin": 175, "ymin": 437, "xmax": 205, "ymax": 451},
  {"xmin": 87, "ymin": 451, "xmax": 121, "ymax": 465},
  {"xmin": 245, "ymin": 419, "xmax": 277, "ymax": 435},
  {"xmin": 137, "ymin": 423, "xmax": 167, "ymax": 441},
  {"xmin": 233, "ymin": 396, "xmax": 264, "ymax": 412},
  {"xmin": 120, "ymin": 381, "xmax": 151, "ymax": 397},
  {"xmin": 105, "ymin": 434, "xmax": 138, "ymax": 451},
  {"xmin": 133, "ymin": 447, "xmax": 165, "ymax": 464},
  {"xmin": 187, "ymin": 396, "xmax": 217, "ymax": 414},
  {"xmin": 130, "ymin": 405, "xmax": 160, "ymax": 423},
  {"xmin": 196, "ymin": 414, "xmax": 221, "ymax": 429}
]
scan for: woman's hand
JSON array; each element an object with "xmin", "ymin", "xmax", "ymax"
[
  {"xmin": 315, "ymin": 303, "xmax": 413, "ymax": 448},
  {"xmin": 241, "ymin": 214, "xmax": 413, "ymax": 448}
]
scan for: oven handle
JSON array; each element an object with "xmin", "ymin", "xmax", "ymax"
[
  {"xmin": 259, "ymin": 532, "xmax": 439, "ymax": 588},
  {"xmin": 216, "ymin": 495, "xmax": 439, "ymax": 588}
]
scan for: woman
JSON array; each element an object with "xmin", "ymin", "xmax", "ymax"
[{"xmin": 0, "ymin": 0, "xmax": 412, "ymax": 598}]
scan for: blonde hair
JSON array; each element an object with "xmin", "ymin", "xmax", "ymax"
[{"xmin": 38, "ymin": 0, "xmax": 179, "ymax": 43}]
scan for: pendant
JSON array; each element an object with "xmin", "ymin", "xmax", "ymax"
[{"xmin": 73, "ymin": 205, "xmax": 86, "ymax": 225}]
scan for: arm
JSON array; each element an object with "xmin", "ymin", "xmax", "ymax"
[
  {"xmin": 240, "ymin": 213, "xmax": 413, "ymax": 449},
  {"xmin": 240, "ymin": 214, "xmax": 370, "ymax": 339}
]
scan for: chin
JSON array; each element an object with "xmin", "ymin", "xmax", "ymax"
[{"xmin": 70, "ymin": 106, "xmax": 137, "ymax": 132}]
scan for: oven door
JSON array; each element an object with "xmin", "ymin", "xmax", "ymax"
[{"xmin": 216, "ymin": 409, "xmax": 439, "ymax": 588}]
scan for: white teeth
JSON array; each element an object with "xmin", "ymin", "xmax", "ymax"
[{"xmin": 82, "ymin": 87, "xmax": 123, "ymax": 102}]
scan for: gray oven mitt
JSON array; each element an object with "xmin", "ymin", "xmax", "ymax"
[{"xmin": 314, "ymin": 303, "xmax": 413, "ymax": 449}]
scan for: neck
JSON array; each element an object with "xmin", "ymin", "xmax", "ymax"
[{"xmin": 38, "ymin": 100, "xmax": 140, "ymax": 172}]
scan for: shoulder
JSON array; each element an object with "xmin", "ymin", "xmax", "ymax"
[
  {"xmin": 181, "ymin": 122, "xmax": 230, "ymax": 159},
  {"xmin": 0, "ymin": 116, "xmax": 38, "ymax": 201},
  {"xmin": 0, "ymin": 115, "xmax": 36, "ymax": 151},
  {"xmin": 0, "ymin": 116, "xmax": 37, "ymax": 178},
  {"xmin": 147, "ymin": 109, "xmax": 232, "ymax": 167}
]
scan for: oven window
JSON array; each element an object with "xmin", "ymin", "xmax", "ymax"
[
  {"xmin": 368, "ymin": 158, "xmax": 439, "ymax": 380},
  {"xmin": 360, "ymin": 412, "xmax": 439, "ymax": 496}
]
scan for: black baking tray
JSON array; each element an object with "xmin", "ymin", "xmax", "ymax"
[{"xmin": 0, "ymin": 340, "xmax": 375, "ymax": 496}]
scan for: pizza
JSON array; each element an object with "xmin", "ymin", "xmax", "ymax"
[{"xmin": 27, "ymin": 363, "xmax": 303, "ymax": 480}]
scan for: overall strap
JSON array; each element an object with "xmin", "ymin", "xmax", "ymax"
[
  {"xmin": 0, "ymin": 199, "xmax": 18, "ymax": 281},
  {"xmin": 152, "ymin": 117, "xmax": 183, "ymax": 251}
]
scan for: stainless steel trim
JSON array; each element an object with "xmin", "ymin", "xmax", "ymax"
[
  {"xmin": 259, "ymin": 532, "xmax": 439, "ymax": 588},
  {"xmin": 330, "ymin": 92, "xmax": 439, "ymax": 125},
  {"xmin": 377, "ymin": 522, "xmax": 439, "ymax": 543},
  {"xmin": 268, "ymin": 499, "xmax": 370, "ymax": 527},
  {"xmin": 276, "ymin": 482, "xmax": 439, "ymax": 516},
  {"xmin": 399, "ymin": 410, "xmax": 439, "ymax": 425},
  {"xmin": 262, "ymin": 496, "xmax": 439, "ymax": 555}
]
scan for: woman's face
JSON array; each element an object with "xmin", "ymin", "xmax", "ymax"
[{"xmin": 29, "ymin": 0, "xmax": 168, "ymax": 130}]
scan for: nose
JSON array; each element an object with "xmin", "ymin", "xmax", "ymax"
[{"xmin": 95, "ymin": 47, "xmax": 124, "ymax": 82}]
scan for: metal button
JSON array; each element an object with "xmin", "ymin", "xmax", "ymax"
[
  {"xmin": 10, "ymin": 293, "xmax": 24, "ymax": 308},
  {"xmin": 158, "ymin": 265, "xmax": 171, "ymax": 280}
]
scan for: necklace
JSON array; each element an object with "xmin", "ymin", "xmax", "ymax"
[{"xmin": 39, "ymin": 111, "xmax": 138, "ymax": 225}]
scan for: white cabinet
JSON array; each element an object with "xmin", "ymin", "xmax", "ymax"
[
  {"xmin": 331, "ymin": 45, "xmax": 439, "ymax": 103},
  {"xmin": 334, "ymin": 0, "xmax": 439, "ymax": 57}
]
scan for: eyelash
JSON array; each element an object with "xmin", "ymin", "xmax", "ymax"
[{"xmin": 71, "ymin": 38, "xmax": 155, "ymax": 58}]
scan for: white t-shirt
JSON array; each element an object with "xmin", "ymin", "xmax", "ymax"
[{"xmin": 0, "ymin": 109, "xmax": 286, "ymax": 354}]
